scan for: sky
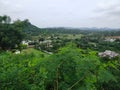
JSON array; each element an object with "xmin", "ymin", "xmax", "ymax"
[{"xmin": 0, "ymin": 0, "xmax": 120, "ymax": 28}]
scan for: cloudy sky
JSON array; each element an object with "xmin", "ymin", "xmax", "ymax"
[{"xmin": 0, "ymin": 0, "xmax": 120, "ymax": 28}]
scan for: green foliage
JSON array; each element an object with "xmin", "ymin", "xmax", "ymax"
[
  {"xmin": 0, "ymin": 49, "xmax": 47, "ymax": 90},
  {"xmin": 37, "ymin": 43, "xmax": 117, "ymax": 90},
  {"xmin": 0, "ymin": 44, "xmax": 119, "ymax": 90},
  {"xmin": 0, "ymin": 15, "xmax": 25, "ymax": 50},
  {"xmin": 19, "ymin": 44, "xmax": 28, "ymax": 51}
]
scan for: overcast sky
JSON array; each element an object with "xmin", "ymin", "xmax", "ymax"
[{"xmin": 0, "ymin": 0, "xmax": 120, "ymax": 28}]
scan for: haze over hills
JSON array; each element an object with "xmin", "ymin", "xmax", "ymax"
[
  {"xmin": 44, "ymin": 27, "xmax": 120, "ymax": 31},
  {"xmin": 25, "ymin": 21, "xmax": 120, "ymax": 31}
]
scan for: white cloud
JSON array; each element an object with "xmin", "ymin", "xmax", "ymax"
[
  {"xmin": 0, "ymin": 0, "xmax": 120, "ymax": 28},
  {"xmin": 0, "ymin": 0, "xmax": 23, "ymax": 15},
  {"xmin": 96, "ymin": 0, "xmax": 120, "ymax": 15},
  {"xmin": 89, "ymin": 0, "xmax": 120, "ymax": 28}
]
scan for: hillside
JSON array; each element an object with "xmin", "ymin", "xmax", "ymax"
[
  {"xmin": 22, "ymin": 22, "xmax": 42, "ymax": 36},
  {"xmin": 22, "ymin": 22, "xmax": 120, "ymax": 37}
]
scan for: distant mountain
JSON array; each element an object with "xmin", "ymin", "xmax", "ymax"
[
  {"xmin": 22, "ymin": 22, "xmax": 42, "ymax": 36},
  {"xmin": 22, "ymin": 22, "xmax": 120, "ymax": 37},
  {"xmin": 45, "ymin": 27, "xmax": 120, "ymax": 31}
]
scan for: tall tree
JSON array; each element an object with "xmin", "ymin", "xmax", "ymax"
[{"xmin": 0, "ymin": 15, "xmax": 24, "ymax": 50}]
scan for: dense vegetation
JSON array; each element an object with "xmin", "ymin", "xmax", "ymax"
[
  {"xmin": 0, "ymin": 44, "xmax": 120, "ymax": 90},
  {"xmin": 0, "ymin": 15, "xmax": 25, "ymax": 50}
]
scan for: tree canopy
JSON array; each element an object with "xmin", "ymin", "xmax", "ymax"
[
  {"xmin": 0, "ymin": 44, "xmax": 119, "ymax": 90},
  {"xmin": 0, "ymin": 15, "xmax": 25, "ymax": 50}
]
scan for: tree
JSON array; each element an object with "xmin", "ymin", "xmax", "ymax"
[
  {"xmin": 0, "ymin": 15, "xmax": 11, "ymax": 24},
  {"xmin": 0, "ymin": 15, "xmax": 24, "ymax": 50},
  {"xmin": 41, "ymin": 43, "xmax": 116, "ymax": 90}
]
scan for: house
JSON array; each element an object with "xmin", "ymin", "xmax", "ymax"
[
  {"xmin": 105, "ymin": 36, "xmax": 120, "ymax": 42},
  {"xmin": 22, "ymin": 40, "xmax": 29, "ymax": 46},
  {"xmin": 98, "ymin": 50, "xmax": 119, "ymax": 59},
  {"xmin": 39, "ymin": 40, "xmax": 53, "ymax": 48},
  {"xmin": 22, "ymin": 40, "xmax": 35, "ymax": 47},
  {"xmin": 105, "ymin": 38, "xmax": 115, "ymax": 42},
  {"xmin": 14, "ymin": 50, "xmax": 21, "ymax": 54}
]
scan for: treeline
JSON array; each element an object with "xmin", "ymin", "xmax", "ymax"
[{"xmin": 25, "ymin": 27, "xmax": 120, "ymax": 37}]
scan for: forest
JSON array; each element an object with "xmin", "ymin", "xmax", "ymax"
[{"xmin": 0, "ymin": 15, "xmax": 120, "ymax": 90}]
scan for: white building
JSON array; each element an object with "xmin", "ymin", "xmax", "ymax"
[
  {"xmin": 22, "ymin": 40, "xmax": 29, "ymax": 46},
  {"xmin": 14, "ymin": 50, "xmax": 21, "ymax": 54},
  {"xmin": 98, "ymin": 50, "xmax": 119, "ymax": 59},
  {"xmin": 105, "ymin": 38, "xmax": 116, "ymax": 42}
]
